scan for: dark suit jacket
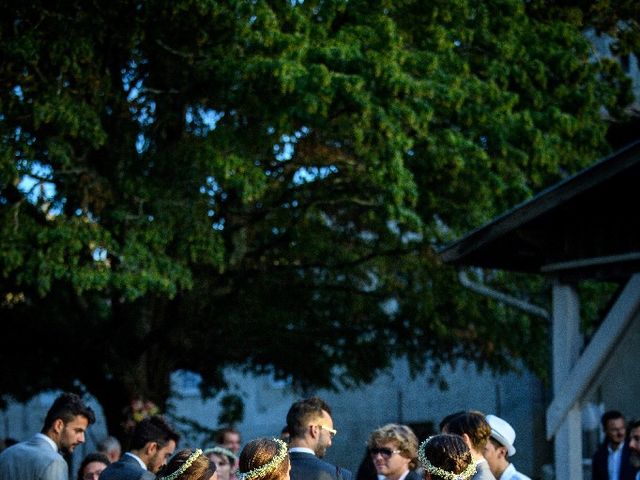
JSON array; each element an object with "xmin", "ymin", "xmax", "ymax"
[
  {"xmin": 289, "ymin": 451, "xmax": 353, "ymax": 480},
  {"xmin": 100, "ymin": 453, "xmax": 155, "ymax": 480},
  {"xmin": 404, "ymin": 470, "xmax": 422, "ymax": 480},
  {"xmin": 592, "ymin": 441, "xmax": 638, "ymax": 480}
]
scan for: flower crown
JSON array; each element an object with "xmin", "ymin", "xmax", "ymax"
[
  {"xmin": 237, "ymin": 438, "xmax": 288, "ymax": 480},
  {"xmin": 204, "ymin": 446, "xmax": 238, "ymax": 462},
  {"xmin": 157, "ymin": 449, "xmax": 204, "ymax": 480},
  {"xmin": 418, "ymin": 437, "xmax": 476, "ymax": 480}
]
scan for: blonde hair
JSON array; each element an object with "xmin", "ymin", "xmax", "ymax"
[{"xmin": 367, "ymin": 424, "xmax": 419, "ymax": 469}]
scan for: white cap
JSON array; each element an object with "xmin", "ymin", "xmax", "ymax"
[{"xmin": 486, "ymin": 414, "xmax": 516, "ymax": 456}]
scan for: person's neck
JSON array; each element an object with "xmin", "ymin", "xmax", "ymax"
[
  {"xmin": 494, "ymin": 461, "xmax": 509, "ymax": 479},
  {"xmin": 42, "ymin": 429, "xmax": 61, "ymax": 451},
  {"xmin": 129, "ymin": 449, "xmax": 150, "ymax": 467},
  {"xmin": 386, "ymin": 468, "xmax": 409, "ymax": 480},
  {"xmin": 288, "ymin": 438, "xmax": 314, "ymax": 450},
  {"xmin": 470, "ymin": 449, "xmax": 485, "ymax": 463},
  {"xmin": 609, "ymin": 441, "xmax": 623, "ymax": 451}
]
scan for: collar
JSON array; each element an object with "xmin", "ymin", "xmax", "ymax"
[
  {"xmin": 288, "ymin": 447, "xmax": 316, "ymax": 456},
  {"xmin": 475, "ymin": 458, "xmax": 488, "ymax": 466},
  {"xmin": 608, "ymin": 443, "xmax": 623, "ymax": 453},
  {"xmin": 35, "ymin": 433, "xmax": 58, "ymax": 452},
  {"xmin": 394, "ymin": 469, "xmax": 411, "ymax": 480},
  {"xmin": 500, "ymin": 463, "xmax": 516, "ymax": 480},
  {"xmin": 125, "ymin": 452, "xmax": 148, "ymax": 470}
]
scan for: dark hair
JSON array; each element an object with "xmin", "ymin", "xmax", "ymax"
[
  {"xmin": 215, "ymin": 427, "xmax": 240, "ymax": 445},
  {"xmin": 131, "ymin": 415, "xmax": 180, "ymax": 450},
  {"xmin": 239, "ymin": 439, "xmax": 289, "ymax": 480},
  {"xmin": 77, "ymin": 453, "xmax": 110, "ymax": 480},
  {"xmin": 628, "ymin": 420, "xmax": 640, "ymax": 431},
  {"xmin": 444, "ymin": 411, "xmax": 491, "ymax": 452},
  {"xmin": 422, "ymin": 434, "xmax": 472, "ymax": 480},
  {"xmin": 439, "ymin": 411, "xmax": 465, "ymax": 433},
  {"xmin": 158, "ymin": 449, "xmax": 215, "ymax": 480},
  {"xmin": 601, "ymin": 410, "xmax": 624, "ymax": 430},
  {"xmin": 286, "ymin": 397, "xmax": 332, "ymax": 439},
  {"xmin": 42, "ymin": 393, "xmax": 96, "ymax": 432}
]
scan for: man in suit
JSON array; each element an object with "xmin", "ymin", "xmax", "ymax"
[
  {"xmin": 0, "ymin": 392, "xmax": 96, "ymax": 480},
  {"xmin": 286, "ymin": 397, "xmax": 352, "ymax": 480},
  {"xmin": 592, "ymin": 411, "xmax": 638, "ymax": 480},
  {"xmin": 441, "ymin": 411, "xmax": 496, "ymax": 480},
  {"xmin": 100, "ymin": 415, "xmax": 180, "ymax": 480},
  {"xmin": 367, "ymin": 424, "xmax": 420, "ymax": 480}
]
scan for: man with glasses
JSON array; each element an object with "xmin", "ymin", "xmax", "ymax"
[
  {"xmin": 286, "ymin": 397, "xmax": 352, "ymax": 480},
  {"xmin": 367, "ymin": 424, "xmax": 420, "ymax": 480}
]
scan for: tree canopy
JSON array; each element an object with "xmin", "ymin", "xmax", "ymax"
[{"xmin": 0, "ymin": 0, "xmax": 633, "ymax": 433}]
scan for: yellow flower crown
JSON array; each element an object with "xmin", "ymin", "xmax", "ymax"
[
  {"xmin": 157, "ymin": 449, "xmax": 204, "ymax": 480},
  {"xmin": 237, "ymin": 439, "xmax": 288, "ymax": 480},
  {"xmin": 418, "ymin": 437, "xmax": 476, "ymax": 480}
]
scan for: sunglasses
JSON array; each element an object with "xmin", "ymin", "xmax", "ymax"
[{"xmin": 369, "ymin": 447, "xmax": 401, "ymax": 459}]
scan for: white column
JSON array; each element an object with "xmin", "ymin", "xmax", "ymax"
[{"xmin": 552, "ymin": 281, "xmax": 583, "ymax": 480}]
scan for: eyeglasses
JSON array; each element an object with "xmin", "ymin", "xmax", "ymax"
[
  {"xmin": 369, "ymin": 447, "xmax": 401, "ymax": 459},
  {"xmin": 316, "ymin": 425, "xmax": 337, "ymax": 438}
]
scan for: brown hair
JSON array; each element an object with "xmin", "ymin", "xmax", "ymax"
[
  {"xmin": 158, "ymin": 449, "xmax": 215, "ymax": 480},
  {"xmin": 367, "ymin": 424, "xmax": 419, "ymax": 469},
  {"xmin": 239, "ymin": 439, "xmax": 290, "ymax": 480},
  {"xmin": 422, "ymin": 434, "xmax": 472, "ymax": 480},
  {"xmin": 443, "ymin": 411, "xmax": 491, "ymax": 451}
]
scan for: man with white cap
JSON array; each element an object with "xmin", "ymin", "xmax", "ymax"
[{"xmin": 483, "ymin": 415, "xmax": 531, "ymax": 480}]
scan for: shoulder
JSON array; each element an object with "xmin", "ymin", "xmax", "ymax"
[
  {"xmin": 290, "ymin": 455, "xmax": 352, "ymax": 480},
  {"xmin": 475, "ymin": 462, "xmax": 496, "ymax": 480},
  {"xmin": 101, "ymin": 457, "xmax": 146, "ymax": 480}
]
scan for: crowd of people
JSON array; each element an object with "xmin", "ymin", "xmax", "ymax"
[{"xmin": 0, "ymin": 393, "xmax": 639, "ymax": 480}]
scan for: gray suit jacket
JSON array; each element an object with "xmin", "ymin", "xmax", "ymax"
[
  {"xmin": 473, "ymin": 460, "xmax": 497, "ymax": 480},
  {"xmin": 289, "ymin": 451, "xmax": 352, "ymax": 480},
  {"xmin": 100, "ymin": 453, "xmax": 155, "ymax": 480},
  {"xmin": 0, "ymin": 434, "xmax": 68, "ymax": 480}
]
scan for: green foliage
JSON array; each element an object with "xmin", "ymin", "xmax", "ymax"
[{"xmin": 0, "ymin": 0, "xmax": 632, "ymax": 430}]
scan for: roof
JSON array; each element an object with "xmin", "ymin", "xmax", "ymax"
[{"xmin": 439, "ymin": 140, "xmax": 640, "ymax": 281}]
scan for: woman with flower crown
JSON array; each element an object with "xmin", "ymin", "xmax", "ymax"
[
  {"xmin": 205, "ymin": 446, "xmax": 237, "ymax": 480},
  {"xmin": 418, "ymin": 435, "xmax": 476, "ymax": 480},
  {"xmin": 156, "ymin": 449, "xmax": 217, "ymax": 480},
  {"xmin": 237, "ymin": 438, "xmax": 289, "ymax": 480}
]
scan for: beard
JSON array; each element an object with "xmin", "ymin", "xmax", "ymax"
[
  {"xmin": 315, "ymin": 443, "xmax": 328, "ymax": 458},
  {"xmin": 630, "ymin": 452, "xmax": 640, "ymax": 468}
]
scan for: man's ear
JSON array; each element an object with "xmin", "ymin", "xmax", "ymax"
[
  {"xmin": 499, "ymin": 446, "xmax": 509, "ymax": 460},
  {"xmin": 461, "ymin": 433, "xmax": 472, "ymax": 449},
  {"xmin": 51, "ymin": 419, "xmax": 64, "ymax": 435},
  {"xmin": 146, "ymin": 441, "xmax": 158, "ymax": 455}
]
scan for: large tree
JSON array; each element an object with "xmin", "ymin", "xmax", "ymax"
[{"xmin": 0, "ymin": 0, "xmax": 632, "ymax": 436}]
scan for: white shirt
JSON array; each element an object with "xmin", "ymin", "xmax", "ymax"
[
  {"xmin": 35, "ymin": 433, "xmax": 58, "ymax": 452},
  {"xmin": 125, "ymin": 452, "xmax": 148, "ymax": 470},
  {"xmin": 288, "ymin": 447, "xmax": 316, "ymax": 455},
  {"xmin": 608, "ymin": 443, "xmax": 624, "ymax": 480},
  {"xmin": 499, "ymin": 463, "xmax": 531, "ymax": 480}
]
